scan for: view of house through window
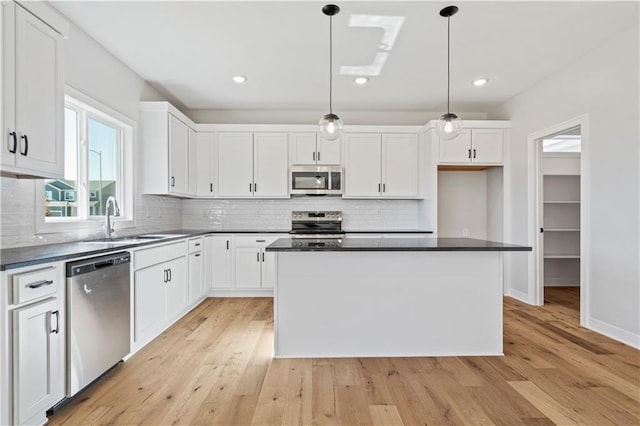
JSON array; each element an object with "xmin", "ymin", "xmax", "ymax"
[{"xmin": 45, "ymin": 97, "xmax": 125, "ymax": 221}]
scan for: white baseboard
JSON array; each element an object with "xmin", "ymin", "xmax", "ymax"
[
  {"xmin": 207, "ymin": 289, "xmax": 273, "ymax": 298},
  {"xmin": 506, "ymin": 287, "xmax": 533, "ymax": 304},
  {"xmin": 586, "ymin": 316, "xmax": 640, "ymax": 349}
]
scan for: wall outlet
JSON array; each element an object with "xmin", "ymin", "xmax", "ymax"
[{"xmin": 462, "ymin": 228, "xmax": 469, "ymax": 237}]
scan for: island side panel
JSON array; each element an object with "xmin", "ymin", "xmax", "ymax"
[{"xmin": 274, "ymin": 251, "xmax": 503, "ymax": 358}]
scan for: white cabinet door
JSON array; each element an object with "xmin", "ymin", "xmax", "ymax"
[
  {"xmin": 168, "ymin": 114, "xmax": 189, "ymax": 195},
  {"xmin": 134, "ymin": 264, "xmax": 165, "ymax": 343},
  {"xmin": 218, "ymin": 132, "xmax": 254, "ymax": 197},
  {"xmin": 290, "ymin": 133, "xmax": 317, "ymax": 165},
  {"xmin": 234, "ymin": 248, "xmax": 261, "ymax": 289},
  {"xmin": 382, "ymin": 134, "xmax": 419, "ymax": 198},
  {"xmin": 317, "ymin": 135, "xmax": 341, "ymax": 165},
  {"xmin": 261, "ymin": 250, "xmax": 277, "ymax": 289},
  {"xmin": 193, "ymin": 132, "xmax": 215, "ymax": 197},
  {"xmin": 165, "ymin": 257, "xmax": 188, "ymax": 321},
  {"xmin": 189, "ymin": 252, "xmax": 204, "ymax": 303},
  {"xmin": 471, "ymin": 129, "xmax": 503, "ymax": 164},
  {"xmin": 254, "ymin": 132, "xmax": 289, "ymax": 198},
  {"xmin": 13, "ymin": 298, "xmax": 63, "ymax": 425},
  {"xmin": 208, "ymin": 236, "xmax": 234, "ymax": 289},
  {"xmin": 439, "ymin": 129, "xmax": 472, "ymax": 164},
  {"xmin": 7, "ymin": 5, "xmax": 64, "ymax": 178},
  {"xmin": 344, "ymin": 134, "xmax": 382, "ymax": 198}
]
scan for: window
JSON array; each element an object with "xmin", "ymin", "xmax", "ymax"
[{"xmin": 38, "ymin": 87, "xmax": 135, "ymax": 232}]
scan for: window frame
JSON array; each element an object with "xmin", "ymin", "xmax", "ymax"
[{"xmin": 36, "ymin": 86, "xmax": 136, "ymax": 233}]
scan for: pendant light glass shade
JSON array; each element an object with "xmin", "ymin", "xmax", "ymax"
[
  {"xmin": 319, "ymin": 113, "xmax": 343, "ymax": 141},
  {"xmin": 436, "ymin": 112, "xmax": 462, "ymax": 140},
  {"xmin": 319, "ymin": 4, "xmax": 343, "ymax": 140},
  {"xmin": 436, "ymin": 5, "xmax": 462, "ymax": 140}
]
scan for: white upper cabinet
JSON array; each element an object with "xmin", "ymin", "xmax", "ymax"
[
  {"xmin": 253, "ymin": 132, "xmax": 289, "ymax": 197},
  {"xmin": 344, "ymin": 133, "xmax": 419, "ymax": 198},
  {"xmin": 382, "ymin": 134, "xmax": 419, "ymax": 198},
  {"xmin": 217, "ymin": 132, "xmax": 254, "ymax": 197},
  {"xmin": 290, "ymin": 132, "xmax": 340, "ymax": 165},
  {"xmin": 439, "ymin": 129, "xmax": 503, "ymax": 164},
  {"xmin": 140, "ymin": 102, "xmax": 195, "ymax": 197},
  {"xmin": 218, "ymin": 132, "xmax": 288, "ymax": 198},
  {"xmin": 344, "ymin": 133, "xmax": 382, "ymax": 197},
  {"xmin": 1, "ymin": 2, "xmax": 67, "ymax": 179},
  {"xmin": 190, "ymin": 131, "xmax": 216, "ymax": 197},
  {"xmin": 168, "ymin": 114, "xmax": 189, "ymax": 195}
]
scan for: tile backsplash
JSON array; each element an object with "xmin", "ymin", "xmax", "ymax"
[
  {"xmin": 182, "ymin": 197, "xmax": 426, "ymax": 231},
  {"xmin": 1, "ymin": 175, "xmax": 428, "ymax": 249}
]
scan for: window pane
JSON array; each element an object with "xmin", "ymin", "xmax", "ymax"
[
  {"xmin": 88, "ymin": 118, "xmax": 120, "ymax": 216},
  {"xmin": 45, "ymin": 108, "xmax": 79, "ymax": 218}
]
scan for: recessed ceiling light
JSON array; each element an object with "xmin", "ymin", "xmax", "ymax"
[
  {"xmin": 232, "ymin": 75, "xmax": 247, "ymax": 84},
  {"xmin": 473, "ymin": 78, "xmax": 488, "ymax": 86},
  {"xmin": 354, "ymin": 77, "xmax": 369, "ymax": 85}
]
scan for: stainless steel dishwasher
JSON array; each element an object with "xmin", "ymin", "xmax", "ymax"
[{"xmin": 66, "ymin": 251, "xmax": 131, "ymax": 396}]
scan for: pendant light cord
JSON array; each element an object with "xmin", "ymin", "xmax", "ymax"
[
  {"xmin": 446, "ymin": 15, "xmax": 450, "ymax": 115},
  {"xmin": 329, "ymin": 14, "xmax": 333, "ymax": 115}
]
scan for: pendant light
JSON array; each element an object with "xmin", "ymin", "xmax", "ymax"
[
  {"xmin": 319, "ymin": 4, "xmax": 343, "ymax": 141},
  {"xmin": 436, "ymin": 5, "xmax": 462, "ymax": 140}
]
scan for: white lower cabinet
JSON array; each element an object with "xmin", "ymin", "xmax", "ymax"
[
  {"xmin": 133, "ymin": 241, "xmax": 188, "ymax": 345},
  {"xmin": 206, "ymin": 235, "xmax": 234, "ymax": 290},
  {"xmin": 188, "ymin": 238, "xmax": 205, "ymax": 303},
  {"xmin": 12, "ymin": 298, "xmax": 64, "ymax": 425},
  {"xmin": 2, "ymin": 261, "xmax": 65, "ymax": 426},
  {"xmin": 234, "ymin": 235, "xmax": 283, "ymax": 290}
]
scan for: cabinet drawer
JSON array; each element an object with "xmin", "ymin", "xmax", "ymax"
[
  {"xmin": 134, "ymin": 241, "xmax": 187, "ymax": 270},
  {"xmin": 188, "ymin": 238, "xmax": 203, "ymax": 253},
  {"xmin": 235, "ymin": 235, "xmax": 282, "ymax": 248},
  {"xmin": 12, "ymin": 266, "xmax": 58, "ymax": 305}
]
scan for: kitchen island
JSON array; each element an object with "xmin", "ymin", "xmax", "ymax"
[{"xmin": 266, "ymin": 237, "xmax": 531, "ymax": 358}]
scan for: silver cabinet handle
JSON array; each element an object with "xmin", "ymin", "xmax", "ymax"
[
  {"xmin": 167, "ymin": 268, "xmax": 172, "ymax": 282},
  {"xmin": 51, "ymin": 310, "xmax": 60, "ymax": 334},
  {"xmin": 27, "ymin": 279, "xmax": 53, "ymax": 289},
  {"xmin": 317, "ymin": 152, "xmax": 321, "ymax": 162},
  {"xmin": 313, "ymin": 152, "xmax": 316, "ymax": 161},
  {"xmin": 256, "ymin": 252, "xmax": 260, "ymax": 262}
]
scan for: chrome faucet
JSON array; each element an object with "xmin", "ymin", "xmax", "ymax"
[{"xmin": 105, "ymin": 196, "xmax": 121, "ymax": 238}]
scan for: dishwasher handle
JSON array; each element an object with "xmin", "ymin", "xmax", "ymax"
[{"xmin": 94, "ymin": 260, "xmax": 115, "ymax": 269}]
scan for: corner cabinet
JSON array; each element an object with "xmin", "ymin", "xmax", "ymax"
[
  {"xmin": 439, "ymin": 129, "xmax": 503, "ymax": 164},
  {"xmin": 217, "ymin": 132, "xmax": 289, "ymax": 198},
  {"xmin": 1, "ymin": 1, "xmax": 68, "ymax": 179},
  {"xmin": 289, "ymin": 132, "xmax": 341, "ymax": 165},
  {"xmin": 343, "ymin": 133, "xmax": 419, "ymax": 198},
  {"xmin": 140, "ymin": 102, "xmax": 194, "ymax": 196}
]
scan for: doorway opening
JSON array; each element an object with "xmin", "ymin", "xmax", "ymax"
[{"xmin": 530, "ymin": 116, "xmax": 589, "ymax": 326}]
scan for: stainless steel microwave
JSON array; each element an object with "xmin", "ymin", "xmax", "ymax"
[{"xmin": 290, "ymin": 165, "xmax": 342, "ymax": 196}]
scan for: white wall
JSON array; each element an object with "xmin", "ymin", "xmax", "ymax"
[
  {"xmin": 491, "ymin": 25, "xmax": 640, "ymax": 346},
  {"xmin": 437, "ymin": 170, "xmax": 488, "ymax": 239},
  {"xmin": 0, "ymin": 15, "xmax": 182, "ymax": 248},
  {"xmin": 185, "ymin": 109, "xmax": 488, "ymax": 125}
]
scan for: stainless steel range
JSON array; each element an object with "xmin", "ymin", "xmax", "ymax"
[{"xmin": 289, "ymin": 211, "xmax": 344, "ymax": 239}]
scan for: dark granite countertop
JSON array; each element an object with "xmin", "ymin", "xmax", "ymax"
[
  {"xmin": 266, "ymin": 237, "xmax": 532, "ymax": 252},
  {"xmin": 344, "ymin": 230, "xmax": 434, "ymax": 234},
  {"xmin": 0, "ymin": 229, "xmax": 298, "ymax": 271}
]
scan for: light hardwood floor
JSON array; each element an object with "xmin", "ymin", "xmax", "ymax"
[{"xmin": 49, "ymin": 288, "xmax": 639, "ymax": 425}]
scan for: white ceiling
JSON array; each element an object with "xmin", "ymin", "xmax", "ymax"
[{"xmin": 51, "ymin": 1, "xmax": 639, "ymax": 113}]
